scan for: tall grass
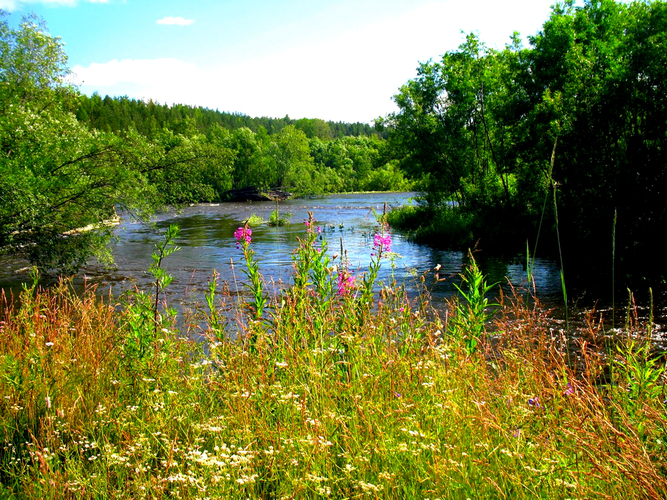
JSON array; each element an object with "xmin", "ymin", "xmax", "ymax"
[{"xmin": 0, "ymin": 221, "xmax": 666, "ymax": 498}]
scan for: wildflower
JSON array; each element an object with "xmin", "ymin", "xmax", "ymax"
[
  {"xmin": 563, "ymin": 383, "xmax": 574, "ymax": 396},
  {"xmin": 528, "ymin": 397, "xmax": 541, "ymax": 408},
  {"xmin": 233, "ymin": 225, "xmax": 252, "ymax": 248},
  {"xmin": 373, "ymin": 231, "xmax": 392, "ymax": 254},
  {"xmin": 337, "ymin": 270, "xmax": 355, "ymax": 296}
]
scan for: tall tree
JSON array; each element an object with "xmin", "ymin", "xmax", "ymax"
[
  {"xmin": 385, "ymin": 0, "xmax": 667, "ymax": 284},
  {"xmin": 0, "ymin": 14, "xmax": 155, "ymax": 272}
]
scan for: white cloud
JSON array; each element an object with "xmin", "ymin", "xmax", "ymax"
[
  {"xmin": 0, "ymin": 0, "xmax": 19, "ymax": 9},
  {"xmin": 72, "ymin": 58, "xmax": 200, "ymax": 88},
  {"xmin": 156, "ymin": 16, "xmax": 194, "ymax": 26}
]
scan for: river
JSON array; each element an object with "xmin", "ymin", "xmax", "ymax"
[{"xmin": 1, "ymin": 193, "xmax": 568, "ymax": 315}]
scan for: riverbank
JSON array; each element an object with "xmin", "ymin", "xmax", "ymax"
[{"xmin": 1, "ymin": 225, "xmax": 665, "ymax": 498}]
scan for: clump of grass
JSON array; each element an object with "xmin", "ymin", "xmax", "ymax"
[
  {"xmin": 387, "ymin": 204, "xmax": 476, "ymax": 249},
  {"xmin": 1, "ymin": 220, "xmax": 666, "ymax": 498},
  {"xmin": 268, "ymin": 209, "xmax": 291, "ymax": 227},
  {"xmin": 246, "ymin": 213, "xmax": 265, "ymax": 226}
]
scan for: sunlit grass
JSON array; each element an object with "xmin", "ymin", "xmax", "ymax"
[
  {"xmin": 246, "ymin": 213, "xmax": 265, "ymax": 226},
  {"xmin": 1, "ymin": 223, "xmax": 666, "ymax": 498}
]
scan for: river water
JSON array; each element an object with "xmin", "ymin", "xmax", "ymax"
[{"xmin": 0, "ymin": 192, "xmax": 566, "ymax": 315}]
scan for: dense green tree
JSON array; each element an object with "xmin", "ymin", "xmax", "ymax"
[
  {"xmin": 266, "ymin": 125, "xmax": 316, "ymax": 191},
  {"xmin": 0, "ymin": 14, "xmax": 161, "ymax": 272},
  {"xmin": 386, "ymin": 0, "xmax": 667, "ymax": 284},
  {"xmin": 524, "ymin": 0, "xmax": 667, "ymax": 283},
  {"xmin": 212, "ymin": 126, "xmax": 272, "ymax": 190},
  {"xmin": 383, "ymin": 32, "xmax": 535, "ymax": 248},
  {"xmin": 147, "ymin": 129, "xmax": 235, "ymax": 204},
  {"xmin": 295, "ymin": 117, "xmax": 334, "ymax": 140}
]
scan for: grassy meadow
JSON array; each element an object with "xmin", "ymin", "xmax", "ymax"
[{"xmin": 0, "ymin": 220, "xmax": 666, "ymax": 499}]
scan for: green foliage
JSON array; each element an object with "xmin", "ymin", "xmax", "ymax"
[
  {"xmin": 234, "ymin": 224, "xmax": 266, "ymax": 326},
  {"xmin": 386, "ymin": 0, "xmax": 667, "ymax": 284},
  {"xmin": 246, "ymin": 213, "xmax": 265, "ymax": 226},
  {"xmin": 290, "ymin": 214, "xmax": 329, "ymax": 295},
  {"xmin": 309, "ymin": 135, "xmax": 410, "ymax": 193},
  {"xmin": 268, "ymin": 209, "xmax": 291, "ymax": 227},
  {"xmin": 387, "ymin": 204, "xmax": 476, "ymax": 248},
  {"xmin": 121, "ymin": 224, "xmax": 180, "ymax": 376},
  {"xmin": 294, "ymin": 117, "xmax": 333, "ymax": 140},
  {"xmin": 76, "ymin": 94, "xmax": 380, "ymax": 140},
  {"xmin": 0, "ymin": 15, "xmax": 160, "ymax": 273},
  {"xmin": 450, "ymin": 253, "xmax": 498, "ymax": 354},
  {"xmin": 266, "ymin": 125, "xmax": 316, "ymax": 191},
  {"xmin": 148, "ymin": 129, "xmax": 235, "ymax": 204},
  {"xmin": 614, "ymin": 340, "xmax": 665, "ymax": 405}
]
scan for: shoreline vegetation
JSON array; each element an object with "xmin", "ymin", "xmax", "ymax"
[
  {"xmin": 379, "ymin": 0, "xmax": 667, "ymax": 288},
  {"xmin": 1, "ymin": 222, "xmax": 666, "ymax": 498}
]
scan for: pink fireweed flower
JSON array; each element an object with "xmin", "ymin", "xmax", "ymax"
[
  {"xmin": 337, "ymin": 270, "xmax": 356, "ymax": 297},
  {"xmin": 234, "ymin": 225, "xmax": 252, "ymax": 248},
  {"xmin": 372, "ymin": 231, "xmax": 392, "ymax": 255},
  {"xmin": 304, "ymin": 218, "xmax": 322, "ymax": 235}
]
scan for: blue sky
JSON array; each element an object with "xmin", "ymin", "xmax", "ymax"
[{"xmin": 2, "ymin": 0, "xmax": 569, "ymax": 123}]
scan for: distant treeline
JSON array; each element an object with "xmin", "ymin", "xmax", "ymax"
[
  {"xmin": 75, "ymin": 94, "xmax": 383, "ymax": 140},
  {"xmin": 70, "ymin": 94, "xmax": 410, "ymax": 206}
]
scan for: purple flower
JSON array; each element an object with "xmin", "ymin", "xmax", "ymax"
[
  {"xmin": 563, "ymin": 383, "xmax": 574, "ymax": 396},
  {"xmin": 373, "ymin": 231, "xmax": 392, "ymax": 255},
  {"xmin": 528, "ymin": 397, "xmax": 541, "ymax": 408},
  {"xmin": 337, "ymin": 270, "xmax": 356, "ymax": 296},
  {"xmin": 234, "ymin": 225, "xmax": 252, "ymax": 248}
]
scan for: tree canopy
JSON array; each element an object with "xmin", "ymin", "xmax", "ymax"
[
  {"xmin": 384, "ymin": 0, "xmax": 667, "ymax": 286},
  {"xmin": 0, "ymin": 14, "xmax": 157, "ymax": 272}
]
